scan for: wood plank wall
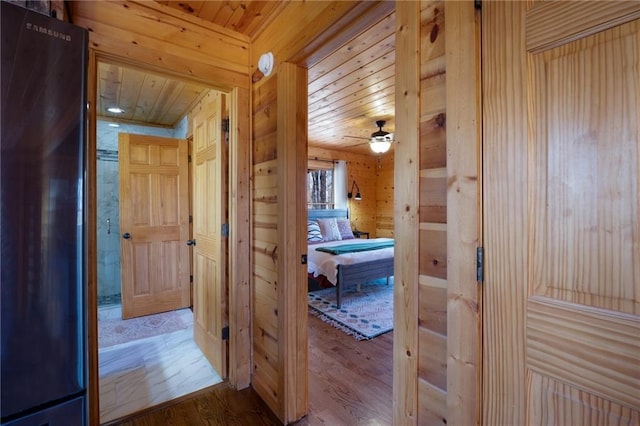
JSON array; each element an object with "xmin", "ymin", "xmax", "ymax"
[
  {"xmin": 376, "ymin": 152, "xmax": 395, "ymax": 238},
  {"xmin": 251, "ymin": 71, "xmax": 280, "ymax": 415},
  {"xmin": 250, "ymin": 3, "xmax": 380, "ymax": 421},
  {"xmin": 395, "ymin": 1, "xmax": 480, "ymax": 422},
  {"xmin": 346, "ymin": 155, "xmax": 378, "ymax": 236},
  {"xmin": 396, "ymin": 2, "xmax": 479, "ymax": 423},
  {"xmin": 418, "ymin": 1, "xmax": 449, "ymax": 424},
  {"xmin": 393, "ymin": 2, "xmax": 421, "ymax": 423},
  {"xmin": 279, "ymin": 63, "xmax": 310, "ymax": 422}
]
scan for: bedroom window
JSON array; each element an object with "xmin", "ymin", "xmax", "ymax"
[{"xmin": 308, "ymin": 168, "xmax": 334, "ymax": 209}]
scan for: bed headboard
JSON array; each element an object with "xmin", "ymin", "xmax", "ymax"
[{"xmin": 308, "ymin": 209, "xmax": 349, "ymax": 220}]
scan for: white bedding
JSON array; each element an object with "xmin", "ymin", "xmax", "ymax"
[{"xmin": 307, "ymin": 238, "xmax": 394, "ymax": 285}]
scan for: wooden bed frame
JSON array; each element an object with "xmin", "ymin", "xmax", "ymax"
[{"xmin": 308, "ymin": 209, "xmax": 394, "ymax": 308}]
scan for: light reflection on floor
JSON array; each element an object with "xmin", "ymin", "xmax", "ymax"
[{"xmin": 97, "ymin": 305, "xmax": 222, "ymax": 423}]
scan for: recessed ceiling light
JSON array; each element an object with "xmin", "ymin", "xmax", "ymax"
[
  {"xmin": 108, "ymin": 123, "xmax": 120, "ymax": 128},
  {"xmin": 107, "ymin": 107, "xmax": 125, "ymax": 114}
]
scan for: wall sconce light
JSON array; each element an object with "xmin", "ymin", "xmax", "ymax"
[{"xmin": 348, "ymin": 180, "xmax": 362, "ymax": 201}]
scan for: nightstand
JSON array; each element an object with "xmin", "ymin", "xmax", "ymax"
[{"xmin": 353, "ymin": 230, "xmax": 370, "ymax": 239}]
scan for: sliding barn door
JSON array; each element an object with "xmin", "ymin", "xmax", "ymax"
[{"xmin": 483, "ymin": 2, "xmax": 640, "ymax": 424}]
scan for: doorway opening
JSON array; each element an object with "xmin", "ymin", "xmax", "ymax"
[
  {"xmin": 94, "ymin": 60, "xmax": 225, "ymax": 423},
  {"xmin": 303, "ymin": 8, "xmax": 396, "ymax": 424}
]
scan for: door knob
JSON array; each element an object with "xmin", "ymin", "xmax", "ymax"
[
  {"xmin": 122, "ymin": 232, "xmax": 131, "ymax": 239},
  {"xmin": 186, "ymin": 239, "xmax": 196, "ymax": 246}
]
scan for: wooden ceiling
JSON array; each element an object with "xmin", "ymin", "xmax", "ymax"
[
  {"xmin": 98, "ymin": 2, "xmax": 395, "ymax": 155},
  {"xmin": 156, "ymin": 0, "xmax": 287, "ymax": 40},
  {"xmin": 97, "ymin": 62, "xmax": 210, "ymax": 128},
  {"xmin": 307, "ymin": 11, "xmax": 395, "ymax": 155}
]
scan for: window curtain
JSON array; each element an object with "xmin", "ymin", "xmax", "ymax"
[{"xmin": 333, "ymin": 160, "xmax": 347, "ymax": 209}]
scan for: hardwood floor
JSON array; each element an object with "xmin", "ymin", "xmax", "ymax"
[
  {"xmin": 109, "ymin": 383, "xmax": 282, "ymax": 426},
  {"xmin": 301, "ymin": 314, "xmax": 393, "ymax": 425},
  {"xmin": 99, "ymin": 306, "xmax": 222, "ymax": 423},
  {"xmin": 111, "ymin": 313, "xmax": 393, "ymax": 425}
]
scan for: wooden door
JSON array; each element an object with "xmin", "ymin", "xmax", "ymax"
[
  {"xmin": 192, "ymin": 92, "xmax": 228, "ymax": 377},
  {"xmin": 483, "ymin": 2, "xmax": 640, "ymax": 424},
  {"xmin": 119, "ymin": 133, "xmax": 190, "ymax": 319}
]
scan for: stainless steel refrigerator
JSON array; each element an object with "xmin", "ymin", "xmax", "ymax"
[{"xmin": 1, "ymin": 2, "xmax": 88, "ymax": 424}]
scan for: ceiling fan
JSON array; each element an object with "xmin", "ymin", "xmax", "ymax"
[{"xmin": 343, "ymin": 120, "xmax": 394, "ymax": 154}]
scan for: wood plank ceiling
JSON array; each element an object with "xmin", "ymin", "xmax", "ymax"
[
  {"xmin": 97, "ymin": 62, "xmax": 210, "ymax": 128},
  {"xmin": 156, "ymin": 0, "xmax": 287, "ymax": 39},
  {"xmin": 307, "ymin": 11, "xmax": 395, "ymax": 155},
  {"xmin": 99, "ymin": 1, "xmax": 395, "ymax": 156}
]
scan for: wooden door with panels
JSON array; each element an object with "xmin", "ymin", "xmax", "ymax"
[
  {"xmin": 119, "ymin": 133, "xmax": 190, "ymax": 319},
  {"xmin": 191, "ymin": 91, "xmax": 228, "ymax": 378},
  {"xmin": 483, "ymin": 2, "xmax": 640, "ymax": 424}
]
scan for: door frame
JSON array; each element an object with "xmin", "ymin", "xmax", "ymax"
[
  {"xmin": 392, "ymin": 3, "xmax": 482, "ymax": 423},
  {"xmin": 87, "ymin": 52, "xmax": 251, "ymax": 423},
  {"xmin": 280, "ymin": 2, "xmax": 482, "ymax": 424},
  {"xmin": 278, "ymin": 2, "xmax": 396, "ymax": 421},
  {"xmin": 443, "ymin": 3, "xmax": 482, "ymax": 424}
]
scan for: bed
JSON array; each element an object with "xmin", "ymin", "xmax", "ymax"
[{"xmin": 307, "ymin": 209, "xmax": 394, "ymax": 308}]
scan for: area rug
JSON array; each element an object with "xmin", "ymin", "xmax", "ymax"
[
  {"xmin": 308, "ymin": 278, "xmax": 393, "ymax": 340},
  {"xmin": 98, "ymin": 306, "xmax": 192, "ymax": 348}
]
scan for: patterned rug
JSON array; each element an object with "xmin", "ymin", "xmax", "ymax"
[
  {"xmin": 308, "ymin": 278, "xmax": 393, "ymax": 340},
  {"xmin": 98, "ymin": 305, "xmax": 192, "ymax": 348}
]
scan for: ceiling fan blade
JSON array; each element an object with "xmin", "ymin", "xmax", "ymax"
[
  {"xmin": 342, "ymin": 140, "xmax": 370, "ymax": 148},
  {"xmin": 342, "ymin": 135, "xmax": 370, "ymax": 140}
]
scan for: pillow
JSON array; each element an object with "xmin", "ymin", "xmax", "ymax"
[
  {"xmin": 317, "ymin": 218, "xmax": 342, "ymax": 242},
  {"xmin": 307, "ymin": 220, "xmax": 323, "ymax": 243},
  {"xmin": 336, "ymin": 218, "xmax": 355, "ymax": 240}
]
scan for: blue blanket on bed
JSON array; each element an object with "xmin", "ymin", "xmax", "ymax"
[{"xmin": 315, "ymin": 240, "xmax": 394, "ymax": 255}]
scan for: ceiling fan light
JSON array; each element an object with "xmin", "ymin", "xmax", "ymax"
[
  {"xmin": 369, "ymin": 135, "xmax": 392, "ymax": 154},
  {"xmin": 368, "ymin": 120, "xmax": 393, "ymax": 154}
]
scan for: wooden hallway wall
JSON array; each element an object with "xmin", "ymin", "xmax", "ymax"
[{"xmin": 394, "ymin": 1, "xmax": 481, "ymax": 424}]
